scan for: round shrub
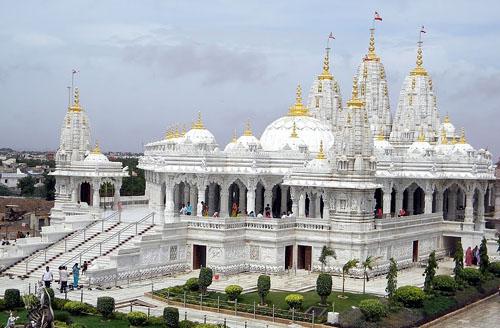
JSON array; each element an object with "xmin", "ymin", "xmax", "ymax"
[
  {"xmin": 184, "ymin": 277, "xmax": 199, "ymax": 291},
  {"xmin": 359, "ymin": 299, "xmax": 387, "ymax": 322},
  {"xmin": 96, "ymin": 296, "xmax": 115, "ymax": 318},
  {"xmin": 394, "ymin": 286, "xmax": 426, "ymax": 308},
  {"xmin": 257, "ymin": 275, "xmax": 271, "ymax": 305},
  {"xmin": 316, "ymin": 273, "xmax": 332, "ymax": 305},
  {"xmin": 460, "ymin": 268, "xmax": 481, "ymax": 286},
  {"xmin": 53, "ymin": 298, "xmax": 71, "ymax": 310},
  {"xmin": 225, "ymin": 285, "xmax": 243, "ymax": 301},
  {"xmin": 488, "ymin": 261, "xmax": 500, "ymax": 276},
  {"xmin": 4, "ymin": 289, "xmax": 21, "ymax": 309},
  {"xmin": 127, "ymin": 311, "xmax": 148, "ymax": 326},
  {"xmin": 285, "ymin": 294, "xmax": 304, "ymax": 310},
  {"xmin": 179, "ymin": 320, "xmax": 198, "ymax": 328},
  {"xmin": 432, "ymin": 275, "xmax": 457, "ymax": 293},
  {"xmin": 198, "ymin": 267, "xmax": 213, "ymax": 295},
  {"xmin": 54, "ymin": 310, "xmax": 72, "ymax": 324},
  {"xmin": 163, "ymin": 307, "xmax": 179, "ymax": 328},
  {"xmin": 62, "ymin": 301, "xmax": 94, "ymax": 315}
]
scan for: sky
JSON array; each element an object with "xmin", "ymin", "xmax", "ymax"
[{"xmin": 0, "ymin": 0, "xmax": 499, "ymax": 159}]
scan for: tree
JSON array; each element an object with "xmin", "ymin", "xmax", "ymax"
[
  {"xmin": 198, "ymin": 267, "xmax": 213, "ymax": 295},
  {"xmin": 453, "ymin": 239, "xmax": 464, "ymax": 280},
  {"xmin": 316, "ymin": 273, "xmax": 332, "ymax": 305},
  {"xmin": 479, "ymin": 237, "xmax": 490, "ymax": 273},
  {"xmin": 257, "ymin": 275, "xmax": 271, "ymax": 306},
  {"xmin": 318, "ymin": 246, "xmax": 336, "ymax": 272},
  {"xmin": 385, "ymin": 258, "xmax": 397, "ymax": 301},
  {"xmin": 423, "ymin": 251, "xmax": 438, "ymax": 292},
  {"xmin": 362, "ymin": 256, "xmax": 380, "ymax": 294},
  {"xmin": 43, "ymin": 173, "xmax": 56, "ymax": 201},
  {"xmin": 341, "ymin": 259, "xmax": 359, "ymax": 298},
  {"xmin": 17, "ymin": 176, "xmax": 36, "ymax": 196}
]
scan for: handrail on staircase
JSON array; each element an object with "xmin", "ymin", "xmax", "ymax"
[
  {"xmin": 60, "ymin": 212, "xmax": 155, "ymax": 268},
  {"xmin": 22, "ymin": 211, "xmax": 120, "ymax": 275}
]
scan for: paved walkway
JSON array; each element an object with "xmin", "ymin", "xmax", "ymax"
[{"xmin": 427, "ymin": 294, "xmax": 500, "ymax": 328}]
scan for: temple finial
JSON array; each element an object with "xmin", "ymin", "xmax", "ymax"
[
  {"xmin": 192, "ymin": 111, "xmax": 205, "ymax": 129},
  {"xmin": 444, "ymin": 113, "xmax": 450, "ymax": 124},
  {"xmin": 459, "ymin": 128, "xmax": 467, "ymax": 144},
  {"xmin": 417, "ymin": 127, "xmax": 426, "ymax": 142},
  {"xmin": 440, "ymin": 128, "xmax": 448, "ymax": 144},
  {"xmin": 410, "ymin": 36, "xmax": 428, "ymax": 76},
  {"xmin": 288, "ymin": 84, "xmax": 309, "ymax": 116},
  {"xmin": 365, "ymin": 28, "xmax": 380, "ymax": 61},
  {"xmin": 316, "ymin": 140, "xmax": 326, "ymax": 160},
  {"xmin": 91, "ymin": 140, "xmax": 101, "ymax": 154},
  {"xmin": 318, "ymin": 47, "xmax": 333, "ymax": 80},
  {"xmin": 290, "ymin": 121, "xmax": 298, "ymax": 138},
  {"xmin": 376, "ymin": 128, "xmax": 385, "ymax": 141},
  {"xmin": 243, "ymin": 120, "xmax": 253, "ymax": 136},
  {"xmin": 347, "ymin": 76, "xmax": 364, "ymax": 109},
  {"xmin": 232, "ymin": 129, "xmax": 237, "ymax": 143},
  {"xmin": 69, "ymin": 88, "xmax": 82, "ymax": 112}
]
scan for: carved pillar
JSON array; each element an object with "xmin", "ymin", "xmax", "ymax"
[
  {"xmin": 239, "ymin": 184, "xmax": 247, "ymax": 214},
  {"xmin": 424, "ymin": 185, "xmax": 433, "ymax": 214},
  {"xmin": 71, "ymin": 185, "xmax": 78, "ymax": 203},
  {"xmin": 220, "ymin": 185, "xmax": 229, "ymax": 217},
  {"xmin": 208, "ymin": 183, "xmax": 216, "ymax": 216},
  {"xmin": 314, "ymin": 194, "xmax": 321, "ymax": 218},
  {"xmin": 382, "ymin": 187, "xmax": 392, "ymax": 216},
  {"xmin": 464, "ymin": 189, "xmax": 474, "ymax": 223},
  {"xmin": 164, "ymin": 178, "xmax": 175, "ymax": 220},
  {"xmin": 92, "ymin": 180, "xmax": 100, "ymax": 208},
  {"xmin": 197, "ymin": 183, "xmax": 206, "ymax": 217},
  {"xmin": 448, "ymin": 187, "xmax": 457, "ymax": 220},
  {"xmin": 477, "ymin": 189, "xmax": 485, "ymax": 230},
  {"xmin": 281, "ymin": 185, "xmax": 288, "ymax": 214},
  {"xmin": 435, "ymin": 189, "xmax": 443, "ymax": 214},
  {"xmin": 298, "ymin": 193, "xmax": 306, "ymax": 217},
  {"xmin": 246, "ymin": 188, "xmax": 256, "ymax": 215},
  {"xmin": 183, "ymin": 184, "xmax": 190, "ymax": 205},
  {"xmin": 189, "ymin": 185, "xmax": 197, "ymax": 215},
  {"xmin": 264, "ymin": 186, "xmax": 272, "ymax": 214},
  {"xmin": 113, "ymin": 180, "xmax": 122, "ymax": 209},
  {"xmin": 173, "ymin": 184, "xmax": 179, "ymax": 213},
  {"xmin": 395, "ymin": 186, "xmax": 403, "ymax": 213},
  {"xmin": 290, "ymin": 187, "xmax": 298, "ymax": 216},
  {"xmin": 407, "ymin": 186, "xmax": 414, "ymax": 215}
]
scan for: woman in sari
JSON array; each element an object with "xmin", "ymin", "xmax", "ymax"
[
  {"xmin": 465, "ymin": 247, "xmax": 473, "ymax": 266},
  {"xmin": 72, "ymin": 263, "xmax": 80, "ymax": 289},
  {"xmin": 231, "ymin": 202, "xmax": 238, "ymax": 217}
]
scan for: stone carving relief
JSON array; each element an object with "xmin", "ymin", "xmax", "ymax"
[
  {"xmin": 261, "ymin": 247, "xmax": 274, "ymax": 263},
  {"xmin": 141, "ymin": 247, "xmax": 162, "ymax": 266},
  {"xmin": 208, "ymin": 247, "xmax": 222, "ymax": 260},
  {"xmin": 170, "ymin": 245, "xmax": 178, "ymax": 261},
  {"xmin": 249, "ymin": 245, "xmax": 260, "ymax": 261}
]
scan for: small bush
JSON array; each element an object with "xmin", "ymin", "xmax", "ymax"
[
  {"xmin": 53, "ymin": 298, "xmax": 71, "ymax": 310},
  {"xmin": 147, "ymin": 316, "xmax": 164, "ymax": 326},
  {"xmin": 199, "ymin": 267, "xmax": 213, "ymax": 295},
  {"xmin": 432, "ymin": 275, "xmax": 457, "ymax": 293},
  {"xmin": 338, "ymin": 308, "xmax": 365, "ymax": 328},
  {"xmin": 460, "ymin": 268, "xmax": 481, "ymax": 286},
  {"xmin": 54, "ymin": 310, "xmax": 73, "ymax": 324},
  {"xmin": 184, "ymin": 277, "xmax": 199, "ymax": 291},
  {"xmin": 4, "ymin": 289, "xmax": 21, "ymax": 309},
  {"xmin": 359, "ymin": 299, "xmax": 387, "ymax": 322},
  {"xmin": 284, "ymin": 294, "xmax": 304, "ymax": 310},
  {"xmin": 63, "ymin": 301, "xmax": 94, "ymax": 315},
  {"xmin": 164, "ymin": 307, "xmax": 179, "ymax": 328},
  {"xmin": 225, "ymin": 285, "xmax": 243, "ymax": 301},
  {"xmin": 423, "ymin": 295, "xmax": 457, "ymax": 319},
  {"xmin": 179, "ymin": 320, "xmax": 198, "ymax": 328},
  {"xmin": 394, "ymin": 286, "xmax": 426, "ymax": 308},
  {"xmin": 96, "ymin": 296, "xmax": 115, "ymax": 318},
  {"xmin": 127, "ymin": 311, "xmax": 148, "ymax": 326},
  {"xmin": 488, "ymin": 262, "xmax": 500, "ymax": 276}
]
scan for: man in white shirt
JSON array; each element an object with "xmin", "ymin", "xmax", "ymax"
[
  {"xmin": 59, "ymin": 266, "xmax": 69, "ymax": 293},
  {"xmin": 42, "ymin": 266, "xmax": 53, "ymax": 288}
]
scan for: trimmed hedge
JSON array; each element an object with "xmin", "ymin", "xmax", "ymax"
[
  {"xmin": 316, "ymin": 273, "xmax": 332, "ymax": 305},
  {"xmin": 184, "ymin": 277, "xmax": 199, "ymax": 291},
  {"xmin": 127, "ymin": 311, "xmax": 148, "ymax": 326},
  {"xmin": 432, "ymin": 275, "xmax": 457, "ymax": 293},
  {"xmin": 164, "ymin": 307, "xmax": 179, "ymax": 328},
  {"xmin": 96, "ymin": 296, "xmax": 115, "ymax": 318},
  {"xmin": 422, "ymin": 295, "xmax": 457, "ymax": 319},
  {"xmin": 460, "ymin": 268, "xmax": 481, "ymax": 286},
  {"xmin": 257, "ymin": 275, "xmax": 271, "ymax": 305},
  {"xmin": 285, "ymin": 294, "xmax": 304, "ymax": 310},
  {"xmin": 62, "ymin": 301, "xmax": 95, "ymax": 315},
  {"xmin": 225, "ymin": 285, "xmax": 243, "ymax": 301},
  {"xmin": 359, "ymin": 299, "xmax": 387, "ymax": 322},
  {"xmin": 199, "ymin": 267, "xmax": 213, "ymax": 295},
  {"xmin": 4, "ymin": 289, "xmax": 22, "ymax": 309},
  {"xmin": 394, "ymin": 286, "xmax": 426, "ymax": 308},
  {"xmin": 488, "ymin": 261, "xmax": 500, "ymax": 276}
]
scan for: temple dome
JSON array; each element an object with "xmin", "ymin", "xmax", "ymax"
[
  {"xmin": 373, "ymin": 135, "xmax": 394, "ymax": 156},
  {"xmin": 440, "ymin": 115, "xmax": 455, "ymax": 137},
  {"xmin": 407, "ymin": 135, "xmax": 432, "ymax": 156},
  {"xmin": 84, "ymin": 143, "xmax": 109, "ymax": 162},
  {"xmin": 183, "ymin": 113, "xmax": 217, "ymax": 145},
  {"xmin": 260, "ymin": 85, "xmax": 334, "ymax": 153}
]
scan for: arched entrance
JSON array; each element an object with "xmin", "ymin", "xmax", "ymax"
[{"xmin": 80, "ymin": 182, "xmax": 91, "ymax": 205}]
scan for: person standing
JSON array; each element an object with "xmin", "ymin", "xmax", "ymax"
[
  {"xmin": 42, "ymin": 266, "xmax": 53, "ymax": 288},
  {"xmin": 82, "ymin": 261, "xmax": 88, "ymax": 275},
  {"xmin": 72, "ymin": 263, "xmax": 80, "ymax": 289},
  {"xmin": 59, "ymin": 266, "xmax": 68, "ymax": 293},
  {"xmin": 186, "ymin": 202, "xmax": 193, "ymax": 215}
]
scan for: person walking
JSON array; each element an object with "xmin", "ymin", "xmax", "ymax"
[
  {"xmin": 42, "ymin": 266, "xmax": 53, "ymax": 288},
  {"xmin": 72, "ymin": 263, "xmax": 80, "ymax": 290},
  {"xmin": 82, "ymin": 261, "xmax": 88, "ymax": 275},
  {"xmin": 59, "ymin": 266, "xmax": 68, "ymax": 293}
]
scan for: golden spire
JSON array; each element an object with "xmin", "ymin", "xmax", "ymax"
[
  {"xmin": 376, "ymin": 128, "xmax": 385, "ymax": 141},
  {"xmin": 316, "ymin": 140, "xmax": 326, "ymax": 160},
  {"xmin": 440, "ymin": 128, "xmax": 448, "ymax": 144},
  {"xmin": 231, "ymin": 129, "xmax": 237, "ymax": 143},
  {"xmin": 417, "ymin": 127, "xmax": 426, "ymax": 142},
  {"xmin": 174, "ymin": 125, "xmax": 180, "ymax": 138},
  {"xmin": 243, "ymin": 120, "xmax": 253, "ymax": 136},
  {"xmin": 290, "ymin": 121, "xmax": 298, "ymax": 138},
  {"xmin": 347, "ymin": 76, "xmax": 364, "ymax": 109},
  {"xmin": 192, "ymin": 111, "xmax": 205, "ymax": 129},
  {"xmin": 451, "ymin": 135, "xmax": 458, "ymax": 144},
  {"xmin": 365, "ymin": 28, "xmax": 380, "ymax": 61},
  {"xmin": 69, "ymin": 88, "xmax": 82, "ymax": 112},
  {"xmin": 459, "ymin": 128, "xmax": 467, "ymax": 144},
  {"xmin": 318, "ymin": 48, "xmax": 333, "ymax": 80},
  {"xmin": 91, "ymin": 140, "xmax": 101, "ymax": 154},
  {"xmin": 410, "ymin": 41, "xmax": 428, "ymax": 76},
  {"xmin": 444, "ymin": 113, "xmax": 450, "ymax": 124},
  {"xmin": 288, "ymin": 84, "xmax": 309, "ymax": 116}
]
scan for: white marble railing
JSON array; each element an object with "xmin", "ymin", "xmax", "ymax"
[
  {"xmin": 374, "ymin": 212, "xmax": 443, "ymax": 230},
  {"xmin": 180, "ymin": 216, "xmax": 330, "ymax": 231}
]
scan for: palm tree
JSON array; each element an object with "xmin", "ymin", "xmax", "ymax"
[
  {"xmin": 362, "ymin": 256, "xmax": 380, "ymax": 294},
  {"xmin": 318, "ymin": 246, "xmax": 336, "ymax": 272},
  {"xmin": 340, "ymin": 259, "xmax": 359, "ymax": 298}
]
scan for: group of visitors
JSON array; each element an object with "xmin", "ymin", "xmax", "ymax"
[
  {"xmin": 179, "ymin": 202, "xmax": 193, "ymax": 215},
  {"xmin": 179, "ymin": 202, "xmax": 298, "ymax": 219},
  {"xmin": 465, "ymin": 245, "xmax": 481, "ymax": 266},
  {"xmin": 40, "ymin": 261, "xmax": 89, "ymax": 292}
]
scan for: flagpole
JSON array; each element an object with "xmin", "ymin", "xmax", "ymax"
[{"xmin": 67, "ymin": 86, "xmax": 71, "ymax": 107}]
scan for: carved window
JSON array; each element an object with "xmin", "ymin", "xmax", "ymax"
[{"xmin": 170, "ymin": 245, "xmax": 178, "ymax": 261}]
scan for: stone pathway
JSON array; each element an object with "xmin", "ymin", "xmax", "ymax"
[{"xmin": 427, "ymin": 294, "xmax": 500, "ymax": 328}]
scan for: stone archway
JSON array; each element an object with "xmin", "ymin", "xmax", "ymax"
[{"xmin": 80, "ymin": 182, "xmax": 91, "ymax": 205}]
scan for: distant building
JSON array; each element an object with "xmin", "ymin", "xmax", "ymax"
[{"xmin": 0, "ymin": 168, "xmax": 27, "ymax": 188}]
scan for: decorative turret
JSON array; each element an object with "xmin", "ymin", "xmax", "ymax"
[
  {"xmin": 390, "ymin": 34, "xmax": 440, "ymax": 145},
  {"xmin": 356, "ymin": 28, "xmax": 392, "ymax": 138},
  {"xmin": 56, "ymin": 87, "xmax": 92, "ymax": 163},
  {"xmin": 288, "ymin": 85, "xmax": 309, "ymax": 116},
  {"xmin": 192, "ymin": 111, "xmax": 205, "ymax": 129},
  {"xmin": 307, "ymin": 45, "xmax": 343, "ymax": 132},
  {"xmin": 243, "ymin": 120, "xmax": 253, "ymax": 136}
]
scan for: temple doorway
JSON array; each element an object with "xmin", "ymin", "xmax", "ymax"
[
  {"xmin": 297, "ymin": 245, "xmax": 312, "ymax": 270},
  {"xmin": 80, "ymin": 182, "xmax": 91, "ymax": 205},
  {"xmin": 285, "ymin": 245, "xmax": 293, "ymax": 270},
  {"xmin": 412, "ymin": 240, "xmax": 419, "ymax": 262},
  {"xmin": 193, "ymin": 245, "xmax": 207, "ymax": 269}
]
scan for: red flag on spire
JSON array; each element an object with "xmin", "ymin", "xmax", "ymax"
[
  {"xmin": 328, "ymin": 32, "xmax": 335, "ymax": 39},
  {"xmin": 374, "ymin": 11, "xmax": 383, "ymax": 21}
]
